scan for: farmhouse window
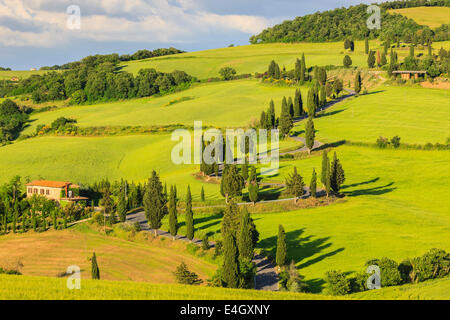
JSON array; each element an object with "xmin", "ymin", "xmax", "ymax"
[
  {"xmin": 34, "ymin": 189, "xmax": 38, "ymax": 194},
  {"xmin": 28, "ymin": 188, "xmax": 32, "ymax": 193},
  {"xmin": 40, "ymin": 189, "xmax": 44, "ymax": 195},
  {"xmin": 46, "ymin": 189, "xmax": 50, "ymax": 195}
]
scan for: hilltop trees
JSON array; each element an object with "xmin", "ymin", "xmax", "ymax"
[
  {"xmin": 143, "ymin": 170, "xmax": 168, "ymax": 236},
  {"xmin": 285, "ymin": 167, "xmax": 305, "ymax": 203},
  {"xmin": 305, "ymin": 118, "xmax": 315, "ymax": 154}
]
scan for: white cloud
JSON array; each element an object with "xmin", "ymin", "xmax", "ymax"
[{"xmin": 0, "ymin": 0, "xmax": 272, "ymax": 47}]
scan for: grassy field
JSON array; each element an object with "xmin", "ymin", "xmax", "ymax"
[
  {"xmin": 388, "ymin": 7, "xmax": 450, "ymax": 28},
  {"xmin": 0, "ymin": 273, "xmax": 447, "ymax": 299},
  {"xmin": 0, "ymin": 224, "xmax": 216, "ymax": 283},
  {"xmin": 120, "ymin": 41, "xmax": 448, "ymax": 79},
  {"xmin": 296, "ymin": 85, "xmax": 450, "ymax": 145},
  {"xmin": 0, "ymin": 274, "xmax": 338, "ymax": 300},
  {"xmin": 161, "ymin": 144, "xmax": 450, "ymax": 292},
  {"xmin": 22, "ymin": 80, "xmax": 306, "ymax": 134},
  {"xmin": 0, "ymin": 70, "xmax": 51, "ymax": 80}
]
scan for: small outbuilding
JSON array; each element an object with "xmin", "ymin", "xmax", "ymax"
[{"xmin": 392, "ymin": 70, "xmax": 426, "ymax": 80}]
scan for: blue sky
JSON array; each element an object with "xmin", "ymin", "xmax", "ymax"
[{"xmin": 0, "ymin": 0, "xmax": 384, "ymax": 70}]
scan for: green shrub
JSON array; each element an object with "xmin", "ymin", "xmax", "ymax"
[
  {"xmin": 324, "ymin": 270, "xmax": 351, "ymax": 296},
  {"xmin": 410, "ymin": 248, "xmax": 450, "ymax": 283},
  {"xmin": 173, "ymin": 262, "xmax": 202, "ymax": 285},
  {"xmin": 377, "ymin": 257, "xmax": 403, "ymax": 287}
]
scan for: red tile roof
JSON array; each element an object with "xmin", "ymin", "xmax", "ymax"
[{"xmin": 26, "ymin": 180, "xmax": 72, "ymax": 188}]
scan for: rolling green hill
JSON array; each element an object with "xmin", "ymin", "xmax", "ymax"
[{"xmin": 388, "ymin": 7, "xmax": 450, "ymax": 28}]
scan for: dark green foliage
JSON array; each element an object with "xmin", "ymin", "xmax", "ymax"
[
  {"xmin": 305, "ymin": 117, "xmax": 315, "ymax": 153},
  {"xmin": 283, "ymin": 261, "xmax": 309, "ymax": 293},
  {"xmin": 241, "ymin": 158, "xmax": 248, "ymax": 181},
  {"xmin": 376, "ymin": 136, "xmax": 389, "ymax": 148},
  {"xmin": 330, "ymin": 152, "xmax": 345, "ymax": 194},
  {"xmin": 91, "ymin": 252, "xmax": 100, "ymax": 280},
  {"xmin": 287, "ymin": 96, "xmax": 294, "ymax": 118},
  {"xmin": 381, "ymin": 52, "xmax": 387, "ymax": 66},
  {"xmin": 306, "ymin": 89, "xmax": 316, "ymax": 118},
  {"xmin": 116, "ymin": 186, "xmax": 127, "ymax": 223},
  {"xmin": 355, "ymin": 71, "xmax": 362, "ymax": 94},
  {"xmin": 410, "ymin": 248, "xmax": 450, "ymax": 283},
  {"xmin": 325, "ymin": 270, "xmax": 351, "ymax": 296},
  {"xmin": 238, "ymin": 258, "xmax": 256, "ymax": 289},
  {"xmin": 248, "ymin": 181, "xmax": 259, "ymax": 204},
  {"xmin": 202, "ymin": 234, "xmax": 210, "ymax": 250},
  {"xmin": 365, "ymin": 37, "xmax": 369, "ymax": 54},
  {"xmin": 367, "ymin": 51, "xmax": 376, "ymax": 68},
  {"xmin": 285, "ymin": 167, "xmax": 305, "ymax": 201},
  {"xmin": 267, "ymin": 60, "xmax": 281, "ymax": 79},
  {"xmin": 293, "ymin": 89, "xmax": 303, "ymax": 117},
  {"xmin": 0, "ymin": 99, "xmax": 29, "ymax": 143},
  {"xmin": 238, "ymin": 208, "xmax": 254, "ymax": 261},
  {"xmin": 391, "ymin": 136, "xmax": 401, "ymax": 148},
  {"xmin": 200, "ymin": 186, "xmax": 205, "ymax": 202},
  {"xmin": 343, "ymin": 55, "xmax": 352, "ymax": 68},
  {"xmin": 310, "ymin": 168, "xmax": 317, "ymax": 198},
  {"xmin": 377, "ymin": 257, "xmax": 403, "ymax": 287},
  {"xmin": 173, "ymin": 262, "xmax": 203, "ymax": 285},
  {"xmin": 221, "ymin": 165, "xmax": 245, "ymax": 202},
  {"xmin": 221, "ymin": 200, "xmax": 241, "ymax": 237},
  {"xmin": 168, "ymin": 185, "xmax": 178, "ymax": 238},
  {"xmin": 143, "ymin": 170, "xmax": 168, "ymax": 232},
  {"xmin": 250, "ymin": 3, "xmax": 428, "ymax": 44},
  {"xmin": 319, "ymin": 85, "xmax": 327, "ymax": 107},
  {"xmin": 321, "ymin": 151, "xmax": 328, "ymax": 186},
  {"xmin": 276, "ymin": 225, "xmax": 287, "ymax": 266},
  {"xmin": 185, "ymin": 186, "xmax": 194, "ymax": 241},
  {"xmin": 222, "ymin": 234, "xmax": 239, "ymax": 288},
  {"xmin": 219, "ymin": 67, "xmax": 237, "ymax": 80},
  {"xmin": 278, "ymin": 98, "xmax": 293, "ymax": 138}
]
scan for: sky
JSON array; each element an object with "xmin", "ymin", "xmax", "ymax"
[{"xmin": 0, "ymin": 0, "xmax": 386, "ymax": 70}]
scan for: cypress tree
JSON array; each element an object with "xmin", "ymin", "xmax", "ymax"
[
  {"xmin": 365, "ymin": 37, "xmax": 369, "ymax": 54},
  {"xmin": 248, "ymin": 181, "xmax": 259, "ymax": 205},
  {"xmin": 222, "ymin": 233, "xmax": 239, "ymax": 288},
  {"xmin": 293, "ymin": 89, "xmax": 303, "ymax": 117},
  {"xmin": 321, "ymin": 150, "xmax": 328, "ymax": 186},
  {"xmin": 409, "ymin": 45, "xmax": 415, "ymax": 58},
  {"xmin": 238, "ymin": 207, "xmax": 254, "ymax": 261},
  {"xmin": 12, "ymin": 212, "xmax": 16, "ymax": 233},
  {"xmin": 52, "ymin": 210, "xmax": 57, "ymax": 230},
  {"xmin": 241, "ymin": 157, "xmax": 249, "ymax": 181},
  {"xmin": 117, "ymin": 187, "xmax": 127, "ymax": 223},
  {"xmin": 185, "ymin": 186, "xmax": 194, "ymax": 241},
  {"xmin": 381, "ymin": 52, "xmax": 387, "ymax": 66},
  {"xmin": 63, "ymin": 215, "xmax": 67, "ymax": 229},
  {"xmin": 355, "ymin": 71, "xmax": 362, "ymax": 94},
  {"xmin": 310, "ymin": 168, "xmax": 317, "ymax": 198},
  {"xmin": 285, "ymin": 167, "xmax": 305, "ymax": 202},
  {"xmin": 222, "ymin": 165, "xmax": 245, "ymax": 203},
  {"xmin": 260, "ymin": 110, "xmax": 266, "ymax": 128},
  {"xmin": 168, "ymin": 185, "xmax": 178, "ymax": 239},
  {"xmin": 319, "ymin": 85, "xmax": 327, "ymax": 107},
  {"xmin": 274, "ymin": 62, "xmax": 281, "ymax": 79},
  {"xmin": 307, "ymin": 89, "xmax": 315, "ymax": 118},
  {"xmin": 91, "ymin": 252, "xmax": 100, "ymax": 280},
  {"xmin": 200, "ymin": 186, "xmax": 205, "ymax": 202},
  {"xmin": 276, "ymin": 225, "xmax": 287, "ymax": 267},
  {"xmin": 268, "ymin": 100, "xmax": 275, "ymax": 128},
  {"xmin": 108, "ymin": 210, "xmax": 117, "ymax": 226},
  {"xmin": 330, "ymin": 152, "xmax": 346, "ymax": 194},
  {"xmin": 278, "ymin": 102, "xmax": 293, "ymax": 138},
  {"xmin": 22, "ymin": 210, "xmax": 27, "ymax": 232},
  {"xmin": 300, "ymin": 53, "xmax": 306, "ymax": 83},
  {"xmin": 294, "ymin": 58, "xmax": 301, "ymax": 81},
  {"xmin": 367, "ymin": 51, "xmax": 375, "ymax": 68},
  {"xmin": 343, "ymin": 55, "xmax": 352, "ymax": 68},
  {"xmin": 143, "ymin": 170, "xmax": 168, "ymax": 236},
  {"xmin": 221, "ymin": 200, "xmax": 241, "ymax": 237},
  {"xmin": 287, "ymin": 96, "xmax": 294, "ymax": 118},
  {"xmin": 305, "ymin": 117, "xmax": 315, "ymax": 154},
  {"xmin": 325, "ymin": 158, "xmax": 331, "ymax": 198}
]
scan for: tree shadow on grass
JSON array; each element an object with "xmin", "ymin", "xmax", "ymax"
[
  {"xmin": 258, "ymin": 228, "xmax": 344, "ymax": 292},
  {"xmin": 343, "ymin": 182, "xmax": 396, "ymax": 197},
  {"xmin": 317, "ymin": 109, "xmax": 345, "ymax": 119},
  {"xmin": 341, "ymin": 177, "xmax": 380, "ymax": 189},
  {"xmin": 315, "ymin": 140, "xmax": 347, "ymax": 151}
]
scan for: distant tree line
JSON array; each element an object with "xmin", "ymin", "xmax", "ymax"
[
  {"xmin": 250, "ymin": 1, "xmax": 449, "ymax": 44},
  {"xmin": 39, "ymin": 47, "xmax": 185, "ymax": 70},
  {"xmin": 0, "ymin": 67, "xmax": 12, "ymax": 71}
]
